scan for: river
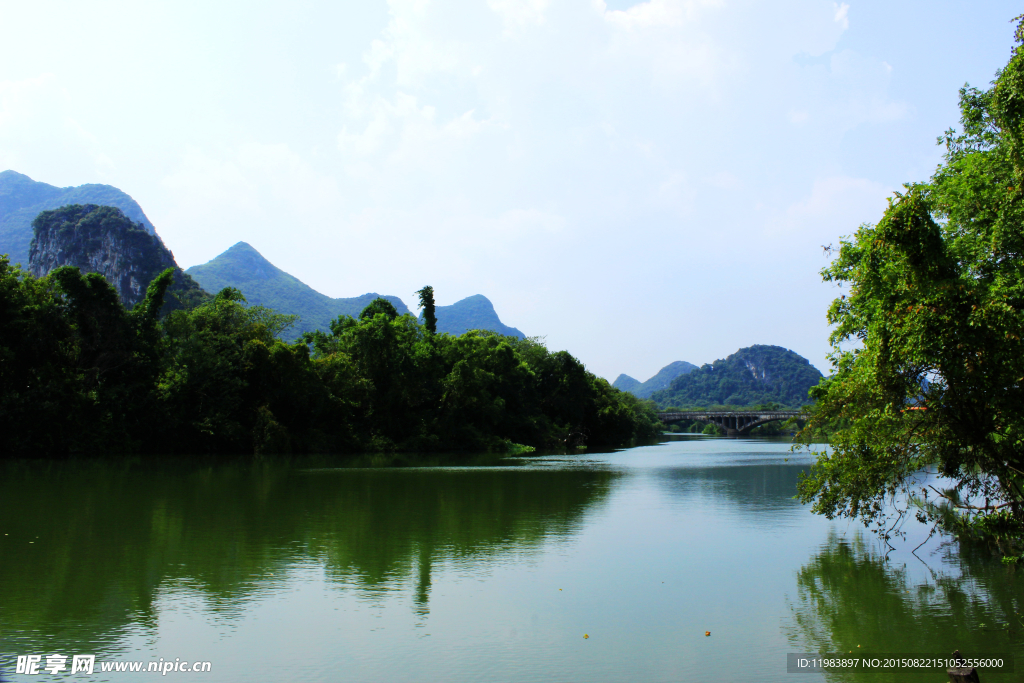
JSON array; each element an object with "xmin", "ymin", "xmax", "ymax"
[{"xmin": 1, "ymin": 435, "xmax": 1020, "ymax": 682}]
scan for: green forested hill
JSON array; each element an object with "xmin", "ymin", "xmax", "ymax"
[
  {"xmin": 428, "ymin": 294, "xmax": 525, "ymax": 338},
  {"xmin": 612, "ymin": 374, "xmax": 642, "ymax": 393},
  {"xmin": 186, "ymin": 242, "xmax": 411, "ymax": 338},
  {"xmin": 189, "ymin": 242, "xmax": 526, "ymax": 340},
  {"xmin": 613, "ymin": 360, "xmax": 696, "ymax": 399},
  {"xmin": 649, "ymin": 345, "xmax": 822, "ymax": 408},
  {"xmin": 0, "ymin": 170, "xmax": 158, "ymax": 267}
]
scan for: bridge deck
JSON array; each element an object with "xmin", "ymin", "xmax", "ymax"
[
  {"xmin": 656, "ymin": 410, "xmax": 802, "ymax": 436},
  {"xmin": 657, "ymin": 411, "xmax": 801, "ymax": 420}
]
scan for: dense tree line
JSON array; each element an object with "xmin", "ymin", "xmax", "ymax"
[{"xmin": 0, "ymin": 258, "xmax": 660, "ymax": 457}]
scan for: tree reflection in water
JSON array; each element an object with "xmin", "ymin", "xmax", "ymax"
[
  {"xmin": 787, "ymin": 531, "xmax": 1024, "ymax": 682},
  {"xmin": 0, "ymin": 457, "xmax": 616, "ymax": 659}
]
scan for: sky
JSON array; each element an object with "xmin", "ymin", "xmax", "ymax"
[{"xmin": 0, "ymin": 0, "xmax": 1019, "ymax": 382}]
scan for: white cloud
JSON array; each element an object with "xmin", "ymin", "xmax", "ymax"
[
  {"xmin": 603, "ymin": 0, "xmax": 719, "ymax": 29},
  {"xmin": 0, "ymin": 74, "xmax": 114, "ymax": 184},
  {"xmin": 656, "ymin": 172, "xmax": 696, "ymax": 214},
  {"xmin": 766, "ymin": 175, "xmax": 892, "ymax": 240},
  {"xmin": 602, "ymin": 0, "xmax": 738, "ymax": 92},
  {"xmin": 788, "ymin": 109, "xmax": 810, "ymax": 124},
  {"xmin": 828, "ymin": 50, "xmax": 910, "ymax": 123},
  {"xmin": 488, "ymin": 0, "xmax": 551, "ymax": 28},
  {"xmin": 0, "ymin": 0, "xmax": 960, "ymax": 380},
  {"xmin": 707, "ymin": 171, "xmax": 741, "ymax": 190},
  {"xmin": 833, "ymin": 2, "xmax": 849, "ymax": 30},
  {"xmin": 783, "ymin": 48, "xmax": 910, "ymax": 140},
  {"xmin": 160, "ymin": 143, "xmax": 341, "ymax": 265}
]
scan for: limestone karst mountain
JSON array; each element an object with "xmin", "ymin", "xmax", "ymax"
[
  {"xmin": 611, "ymin": 374, "xmax": 642, "ymax": 394},
  {"xmin": 649, "ymin": 345, "xmax": 823, "ymax": 408},
  {"xmin": 188, "ymin": 242, "xmax": 527, "ymax": 340},
  {"xmin": 426, "ymin": 294, "xmax": 525, "ymax": 339},
  {"xmin": 3, "ymin": 170, "xmax": 527, "ymax": 339},
  {"xmin": 613, "ymin": 360, "xmax": 697, "ymax": 399},
  {"xmin": 185, "ymin": 242, "xmax": 413, "ymax": 338},
  {"xmin": 1, "ymin": 170, "xmax": 157, "ymax": 268},
  {"xmin": 29, "ymin": 204, "xmax": 207, "ymax": 311}
]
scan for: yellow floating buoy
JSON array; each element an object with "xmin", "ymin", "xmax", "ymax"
[
  {"xmin": 583, "ymin": 634, "xmax": 589, "ymax": 639},
  {"xmin": 705, "ymin": 631, "xmax": 711, "ymax": 637}
]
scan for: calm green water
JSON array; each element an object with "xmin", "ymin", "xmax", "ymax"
[{"xmin": 1, "ymin": 436, "xmax": 1021, "ymax": 682}]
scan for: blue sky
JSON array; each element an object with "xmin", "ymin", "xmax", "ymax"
[{"xmin": 0, "ymin": 0, "xmax": 1018, "ymax": 381}]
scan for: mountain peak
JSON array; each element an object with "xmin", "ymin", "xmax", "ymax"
[
  {"xmin": 226, "ymin": 241, "xmax": 260, "ymax": 254},
  {"xmin": 0, "ymin": 171, "xmax": 157, "ymax": 267},
  {"xmin": 205, "ymin": 241, "xmax": 283, "ymax": 282},
  {"xmin": 651, "ymin": 345, "xmax": 822, "ymax": 408},
  {"xmin": 612, "ymin": 374, "xmax": 641, "ymax": 393},
  {"xmin": 428, "ymin": 294, "xmax": 525, "ymax": 338},
  {"xmin": 186, "ymin": 244, "xmax": 412, "ymax": 338},
  {"xmin": 614, "ymin": 361, "xmax": 696, "ymax": 398}
]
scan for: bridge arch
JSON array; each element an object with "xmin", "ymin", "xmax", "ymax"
[{"xmin": 657, "ymin": 411, "xmax": 801, "ymax": 436}]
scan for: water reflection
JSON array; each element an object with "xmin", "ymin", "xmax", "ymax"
[
  {"xmin": 787, "ymin": 532, "xmax": 1024, "ymax": 682},
  {"xmin": 8, "ymin": 441, "xmax": 1024, "ymax": 683},
  {"xmin": 0, "ymin": 459, "xmax": 616, "ymax": 659},
  {"xmin": 655, "ymin": 462, "xmax": 809, "ymax": 514}
]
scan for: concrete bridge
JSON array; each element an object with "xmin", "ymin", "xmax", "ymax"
[{"xmin": 657, "ymin": 410, "xmax": 801, "ymax": 436}]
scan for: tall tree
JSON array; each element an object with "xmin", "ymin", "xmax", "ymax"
[
  {"xmin": 417, "ymin": 286, "xmax": 437, "ymax": 335},
  {"xmin": 359, "ymin": 297, "xmax": 399, "ymax": 321},
  {"xmin": 797, "ymin": 17, "xmax": 1024, "ymax": 554}
]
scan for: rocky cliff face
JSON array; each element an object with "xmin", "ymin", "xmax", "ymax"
[
  {"xmin": 29, "ymin": 204, "xmax": 207, "ymax": 310},
  {"xmin": 1, "ymin": 170, "xmax": 157, "ymax": 268}
]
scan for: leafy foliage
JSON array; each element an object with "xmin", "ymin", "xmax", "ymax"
[
  {"xmin": 417, "ymin": 285, "xmax": 437, "ymax": 335},
  {"xmin": 300, "ymin": 306, "xmax": 660, "ymax": 453},
  {"xmin": 0, "ymin": 257, "xmax": 173, "ymax": 455},
  {"xmin": 797, "ymin": 19, "xmax": 1024, "ymax": 553},
  {"xmin": 1, "ymin": 263, "xmax": 659, "ymax": 457},
  {"xmin": 649, "ymin": 345, "xmax": 822, "ymax": 408}
]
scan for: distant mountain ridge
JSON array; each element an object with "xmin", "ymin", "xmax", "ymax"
[
  {"xmin": 0, "ymin": 170, "xmax": 157, "ymax": 268},
  {"xmin": 3, "ymin": 171, "xmax": 528, "ymax": 340},
  {"xmin": 613, "ymin": 360, "xmax": 697, "ymax": 399},
  {"xmin": 612, "ymin": 374, "xmax": 642, "ymax": 394},
  {"xmin": 649, "ymin": 344, "xmax": 822, "ymax": 408},
  {"xmin": 187, "ymin": 242, "xmax": 525, "ymax": 339},
  {"xmin": 186, "ymin": 242, "xmax": 411, "ymax": 338},
  {"xmin": 426, "ymin": 294, "xmax": 525, "ymax": 338}
]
